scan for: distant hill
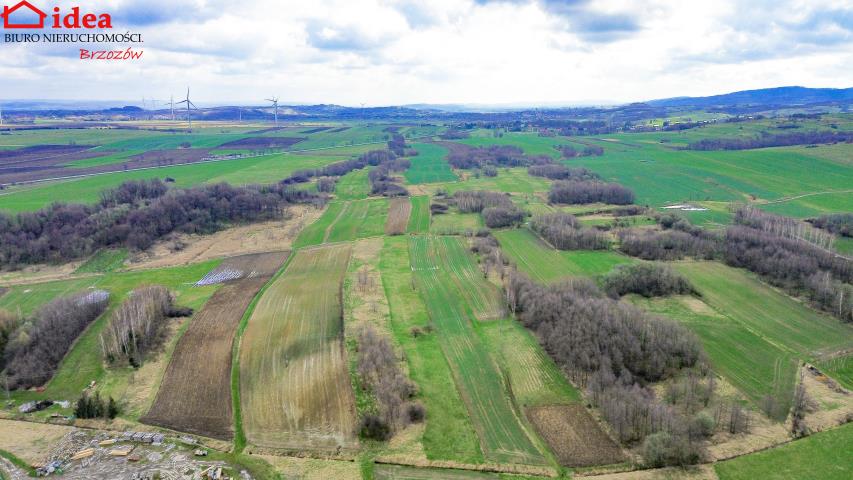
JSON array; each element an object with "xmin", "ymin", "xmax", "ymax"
[{"xmin": 648, "ymin": 86, "xmax": 853, "ymax": 108}]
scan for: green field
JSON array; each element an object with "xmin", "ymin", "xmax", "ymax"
[
  {"xmin": 409, "ymin": 236, "xmax": 546, "ymax": 465},
  {"xmin": 405, "ymin": 143, "xmax": 457, "ymax": 183},
  {"xmin": 457, "ymin": 132, "xmax": 563, "ymax": 158},
  {"xmin": 335, "ymin": 168, "xmax": 372, "ymax": 200},
  {"xmin": 379, "ymin": 236, "xmax": 483, "ymax": 463},
  {"xmin": 430, "ymin": 211, "xmax": 482, "ymax": 235},
  {"xmin": 817, "ymin": 354, "xmax": 853, "ymax": 390},
  {"xmin": 450, "ymin": 128, "xmax": 853, "ymax": 219},
  {"xmin": 407, "ymin": 196, "xmax": 431, "ymax": 233},
  {"xmin": 478, "ymin": 319, "xmax": 580, "ymax": 407},
  {"xmin": 715, "ymin": 422, "xmax": 853, "ymax": 480},
  {"xmin": 426, "ymin": 168, "xmax": 551, "ymax": 196},
  {"xmin": 495, "ymin": 228, "xmax": 633, "ymax": 282},
  {"xmin": 639, "ymin": 262, "xmax": 853, "ymax": 419},
  {"xmin": 73, "ymin": 248, "xmax": 129, "ymax": 273},
  {"xmin": 293, "ymin": 199, "xmax": 389, "ymax": 247},
  {"xmin": 0, "ymin": 152, "xmax": 348, "ymax": 212}
]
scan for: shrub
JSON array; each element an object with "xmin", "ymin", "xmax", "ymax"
[
  {"xmin": 3, "ymin": 291, "xmax": 109, "ymax": 390},
  {"xmin": 482, "ymin": 206, "xmax": 525, "ymax": 228},
  {"xmin": 359, "ymin": 414, "xmax": 391, "ymax": 441},
  {"xmin": 404, "ymin": 402, "xmax": 426, "ymax": 423}
]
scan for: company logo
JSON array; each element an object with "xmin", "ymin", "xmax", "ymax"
[{"xmin": 1, "ymin": 0, "xmax": 112, "ymax": 29}]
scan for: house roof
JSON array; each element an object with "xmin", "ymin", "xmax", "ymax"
[{"xmin": 1, "ymin": 0, "xmax": 47, "ymax": 19}]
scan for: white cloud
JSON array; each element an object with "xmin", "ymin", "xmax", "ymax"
[{"xmin": 0, "ymin": 0, "xmax": 850, "ymax": 105}]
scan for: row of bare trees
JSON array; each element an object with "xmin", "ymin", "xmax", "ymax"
[
  {"xmin": 2, "ymin": 291, "xmax": 109, "ymax": 390},
  {"xmin": 527, "ymin": 164, "xmax": 600, "ymax": 181},
  {"xmin": 100, "ymin": 286, "xmax": 184, "ymax": 367},
  {"xmin": 530, "ymin": 212, "xmax": 609, "ymax": 250},
  {"xmin": 548, "ymin": 180, "xmax": 635, "ymax": 205},
  {"xmin": 687, "ymin": 130, "xmax": 853, "ymax": 150}
]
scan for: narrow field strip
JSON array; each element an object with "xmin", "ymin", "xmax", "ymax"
[
  {"xmin": 407, "ymin": 196, "xmax": 431, "ymax": 233},
  {"xmin": 239, "ymin": 245, "xmax": 357, "ymax": 451},
  {"xmin": 408, "ymin": 236, "xmax": 546, "ymax": 466},
  {"xmin": 385, "ymin": 197, "xmax": 412, "ymax": 235}
]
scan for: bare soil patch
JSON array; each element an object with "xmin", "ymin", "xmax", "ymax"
[
  {"xmin": 385, "ymin": 197, "xmax": 412, "ymax": 235},
  {"xmin": 127, "ymin": 205, "xmax": 320, "ymax": 270},
  {"xmin": 217, "ymin": 137, "xmax": 305, "ymax": 149},
  {"xmin": 527, "ymin": 404, "xmax": 624, "ymax": 467},
  {"xmin": 141, "ymin": 255, "xmax": 286, "ymax": 439}
]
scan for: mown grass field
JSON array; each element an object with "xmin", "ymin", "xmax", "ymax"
[
  {"xmin": 379, "ymin": 237, "xmax": 483, "ymax": 463},
  {"xmin": 409, "ymin": 235, "xmax": 546, "ymax": 465},
  {"xmin": 406, "ymin": 196, "xmax": 431, "ymax": 233},
  {"xmin": 714, "ymin": 422, "xmax": 853, "ymax": 480},
  {"xmin": 644, "ymin": 262, "xmax": 853, "ymax": 419},
  {"xmin": 405, "ymin": 143, "xmax": 457, "ymax": 183},
  {"xmin": 494, "ymin": 228, "xmax": 633, "ymax": 283},
  {"xmin": 239, "ymin": 245, "xmax": 357, "ymax": 450}
]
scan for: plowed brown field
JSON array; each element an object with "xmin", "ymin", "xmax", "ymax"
[{"xmin": 141, "ymin": 252, "xmax": 288, "ymax": 439}]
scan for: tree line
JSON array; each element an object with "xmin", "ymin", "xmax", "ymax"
[
  {"xmin": 2, "ymin": 291, "xmax": 109, "ymax": 390},
  {"xmin": 530, "ymin": 212, "xmax": 609, "ymax": 250},
  {"xmin": 616, "ymin": 208, "xmax": 852, "ymax": 322},
  {"xmin": 0, "ymin": 178, "xmax": 321, "ymax": 268},
  {"xmin": 356, "ymin": 324, "xmax": 423, "ymax": 440},
  {"xmin": 808, "ymin": 213, "xmax": 853, "ymax": 238},
  {"xmin": 548, "ymin": 180, "xmax": 635, "ymax": 205},
  {"xmin": 687, "ymin": 130, "xmax": 853, "ymax": 150},
  {"xmin": 527, "ymin": 164, "xmax": 600, "ymax": 181}
]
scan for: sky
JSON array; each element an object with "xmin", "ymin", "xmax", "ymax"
[{"xmin": 1, "ymin": 0, "xmax": 852, "ymax": 106}]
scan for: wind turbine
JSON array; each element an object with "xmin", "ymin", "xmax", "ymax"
[
  {"xmin": 168, "ymin": 95, "xmax": 175, "ymax": 121},
  {"xmin": 0, "ymin": 102, "xmax": 3, "ymax": 127},
  {"xmin": 266, "ymin": 96, "xmax": 279, "ymax": 126},
  {"xmin": 176, "ymin": 87, "xmax": 197, "ymax": 129}
]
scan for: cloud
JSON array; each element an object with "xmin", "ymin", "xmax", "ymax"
[
  {"xmin": 1, "ymin": 0, "xmax": 851, "ymax": 106},
  {"xmin": 104, "ymin": 0, "xmax": 231, "ymax": 27},
  {"xmin": 304, "ymin": 21, "xmax": 388, "ymax": 51}
]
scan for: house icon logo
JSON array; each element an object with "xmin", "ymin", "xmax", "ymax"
[{"xmin": 1, "ymin": 0, "xmax": 47, "ymax": 29}]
